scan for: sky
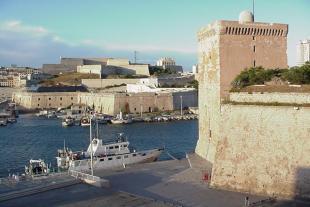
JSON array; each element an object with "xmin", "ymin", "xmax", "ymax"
[{"xmin": 0, "ymin": 0, "xmax": 309, "ymax": 70}]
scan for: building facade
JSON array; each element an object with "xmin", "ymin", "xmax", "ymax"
[
  {"xmin": 195, "ymin": 10, "xmax": 288, "ymax": 163},
  {"xmin": 156, "ymin": 57, "xmax": 183, "ymax": 73},
  {"xmin": 297, "ymin": 39, "xmax": 310, "ymax": 66},
  {"xmin": 13, "ymin": 89, "xmax": 197, "ymax": 115},
  {"xmin": 195, "ymin": 11, "xmax": 310, "ymax": 198}
]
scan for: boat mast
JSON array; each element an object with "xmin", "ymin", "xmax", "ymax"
[
  {"xmin": 63, "ymin": 139, "xmax": 66, "ymax": 152},
  {"xmin": 96, "ymin": 119, "xmax": 99, "ymax": 138},
  {"xmin": 89, "ymin": 116, "xmax": 94, "ymax": 176}
]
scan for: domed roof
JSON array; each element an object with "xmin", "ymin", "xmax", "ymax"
[{"xmin": 239, "ymin": 10, "xmax": 254, "ymax": 24}]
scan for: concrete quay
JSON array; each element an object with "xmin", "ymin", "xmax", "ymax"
[{"xmin": 1, "ymin": 154, "xmax": 309, "ymax": 207}]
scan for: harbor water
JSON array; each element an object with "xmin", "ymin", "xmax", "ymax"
[{"xmin": 0, "ymin": 114, "xmax": 198, "ymax": 178}]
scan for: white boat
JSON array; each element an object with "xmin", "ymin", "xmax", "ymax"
[
  {"xmin": 62, "ymin": 117, "xmax": 74, "ymax": 127},
  {"xmin": 25, "ymin": 159, "xmax": 50, "ymax": 177},
  {"xmin": 94, "ymin": 113, "xmax": 108, "ymax": 124},
  {"xmin": 36, "ymin": 110, "xmax": 48, "ymax": 117},
  {"xmin": 80, "ymin": 116, "xmax": 90, "ymax": 127},
  {"xmin": 56, "ymin": 133, "xmax": 163, "ymax": 172},
  {"xmin": 111, "ymin": 111, "xmax": 132, "ymax": 124}
]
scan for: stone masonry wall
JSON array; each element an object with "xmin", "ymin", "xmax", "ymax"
[
  {"xmin": 195, "ymin": 21, "xmax": 221, "ymax": 163},
  {"xmin": 229, "ymin": 92, "xmax": 310, "ymax": 104},
  {"xmin": 211, "ymin": 104, "xmax": 310, "ymax": 198}
]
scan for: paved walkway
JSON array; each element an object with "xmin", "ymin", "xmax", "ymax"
[{"xmin": 1, "ymin": 155, "xmax": 310, "ymax": 206}]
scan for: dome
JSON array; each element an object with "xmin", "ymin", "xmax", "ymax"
[{"xmin": 239, "ymin": 10, "xmax": 254, "ymax": 24}]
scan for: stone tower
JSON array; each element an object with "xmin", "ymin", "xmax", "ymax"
[{"xmin": 195, "ymin": 11, "xmax": 288, "ymax": 163}]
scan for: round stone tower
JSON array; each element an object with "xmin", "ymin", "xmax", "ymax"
[{"xmin": 238, "ymin": 10, "xmax": 254, "ymax": 24}]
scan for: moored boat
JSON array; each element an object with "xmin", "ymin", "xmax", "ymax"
[
  {"xmin": 25, "ymin": 159, "xmax": 50, "ymax": 177},
  {"xmin": 56, "ymin": 132, "xmax": 163, "ymax": 172},
  {"xmin": 111, "ymin": 111, "xmax": 132, "ymax": 124},
  {"xmin": 80, "ymin": 116, "xmax": 90, "ymax": 127},
  {"xmin": 62, "ymin": 117, "xmax": 74, "ymax": 127}
]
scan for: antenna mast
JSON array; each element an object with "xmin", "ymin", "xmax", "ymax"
[
  {"xmin": 134, "ymin": 51, "xmax": 137, "ymax": 63},
  {"xmin": 252, "ymin": 0, "xmax": 255, "ymax": 21}
]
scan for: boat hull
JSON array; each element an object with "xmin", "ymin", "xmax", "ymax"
[{"xmin": 67, "ymin": 148, "xmax": 163, "ymax": 172}]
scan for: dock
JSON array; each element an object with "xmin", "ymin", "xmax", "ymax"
[{"xmin": 0, "ymin": 154, "xmax": 309, "ymax": 207}]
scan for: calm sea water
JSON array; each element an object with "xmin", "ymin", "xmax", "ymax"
[{"xmin": 0, "ymin": 114, "xmax": 198, "ymax": 178}]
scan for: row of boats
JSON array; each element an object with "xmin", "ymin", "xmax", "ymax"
[
  {"xmin": 62, "ymin": 111, "xmax": 133, "ymax": 127},
  {"xmin": 0, "ymin": 103, "xmax": 18, "ymax": 126}
]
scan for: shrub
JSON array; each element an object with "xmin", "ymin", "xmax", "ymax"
[{"xmin": 231, "ymin": 63, "xmax": 310, "ymax": 89}]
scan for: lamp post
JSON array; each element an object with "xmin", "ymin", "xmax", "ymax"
[{"xmin": 180, "ymin": 95, "xmax": 183, "ymax": 116}]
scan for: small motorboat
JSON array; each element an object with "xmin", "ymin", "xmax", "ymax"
[
  {"xmin": 62, "ymin": 117, "xmax": 74, "ymax": 127},
  {"xmin": 111, "ymin": 111, "xmax": 132, "ymax": 124},
  {"xmin": 25, "ymin": 159, "xmax": 50, "ymax": 177},
  {"xmin": 7, "ymin": 116, "xmax": 17, "ymax": 123},
  {"xmin": 81, "ymin": 116, "xmax": 91, "ymax": 127}
]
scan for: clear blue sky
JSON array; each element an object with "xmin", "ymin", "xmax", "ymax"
[{"xmin": 0, "ymin": 0, "xmax": 309, "ymax": 70}]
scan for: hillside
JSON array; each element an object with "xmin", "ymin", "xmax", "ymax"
[{"xmin": 40, "ymin": 72, "xmax": 99, "ymax": 86}]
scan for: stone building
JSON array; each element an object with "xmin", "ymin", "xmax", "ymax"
[
  {"xmin": 13, "ymin": 92, "xmax": 77, "ymax": 109},
  {"xmin": 297, "ymin": 39, "xmax": 310, "ymax": 66},
  {"xmin": 43, "ymin": 57, "xmax": 150, "ymax": 76},
  {"xmin": 196, "ymin": 10, "xmax": 288, "ymax": 163},
  {"xmin": 195, "ymin": 11, "xmax": 310, "ymax": 198},
  {"xmin": 12, "ymin": 89, "xmax": 197, "ymax": 115},
  {"xmin": 156, "ymin": 57, "xmax": 183, "ymax": 73}
]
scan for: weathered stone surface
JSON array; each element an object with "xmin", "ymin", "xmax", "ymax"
[
  {"xmin": 211, "ymin": 104, "xmax": 310, "ymax": 198},
  {"xmin": 195, "ymin": 16, "xmax": 310, "ymax": 198}
]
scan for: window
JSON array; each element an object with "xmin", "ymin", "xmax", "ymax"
[
  {"xmin": 60, "ymin": 103, "xmax": 62, "ymax": 106},
  {"xmin": 253, "ymin": 46, "xmax": 256, "ymax": 52},
  {"xmin": 252, "ymin": 36, "xmax": 255, "ymax": 40},
  {"xmin": 254, "ymin": 60, "xmax": 256, "ymax": 67},
  {"xmin": 71, "ymin": 97, "xmax": 73, "ymax": 100},
  {"xmin": 49, "ymin": 103, "xmax": 51, "ymax": 106},
  {"xmin": 132, "ymin": 154, "xmax": 137, "ymax": 157},
  {"xmin": 124, "ymin": 155, "xmax": 129, "ymax": 158},
  {"xmin": 48, "ymin": 98, "xmax": 51, "ymax": 100},
  {"xmin": 60, "ymin": 97, "xmax": 62, "ymax": 101},
  {"xmin": 115, "ymin": 146, "xmax": 119, "ymax": 149},
  {"xmin": 142, "ymin": 153, "xmax": 146, "ymax": 156},
  {"xmin": 38, "ymin": 98, "xmax": 40, "ymax": 101},
  {"xmin": 109, "ymin": 146, "xmax": 114, "ymax": 149},
  {"xmin": 108, "ymin": 157, "xmax": 113, "ymax": 161},
  {"xmin": 37, "ymin": 104, "xmax": 40, "ymax": 107},
  {"xmin": 100, "ymin": 158, "xmax": 104, "ymax": 161},
  {"xmin": 134, "ymin": 108, "xmax": 136, "ymax": 111},
  {"xmin": 117, "ymin": 156, "xmax": 121, "ymax": 159},
  {"xmin": 123, "ymin": 145, "xmax": 127, "ymax": 148}
]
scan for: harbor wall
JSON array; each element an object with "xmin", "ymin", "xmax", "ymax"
[
  {"xmin": 210, "ymin": 103, "xmax": 310, "ymax": 198},
  {"xmin": 12, "ymin": 90, "xmax": 197, "ymax": 115},
  {"xmin": 12, "ymin": 92, "xmax": 78, "ymax": 109}
]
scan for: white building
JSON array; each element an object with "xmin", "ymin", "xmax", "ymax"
[
  {"xmin": 297, "ymin": 39, "xmax": 310, "ymax": 66},
  {"xmin": 192, "ymin": 64, "xmax": 198, "ymax": 74},
  {"xmin": 156, "ymin": 57, "xmax": 176, "ymax": 67},
  {"xmin": 156, "ymin": 57, "xmax": 183, "ymax": 73}
]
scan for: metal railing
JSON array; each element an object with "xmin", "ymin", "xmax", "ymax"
[{"xmin": 68, "ymin": 169, "xmax": 100, "ymax": 182}]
